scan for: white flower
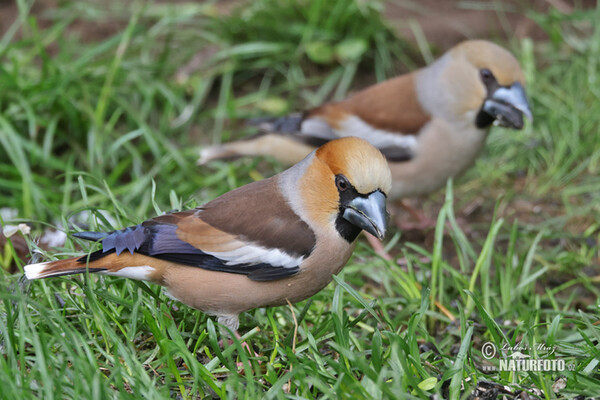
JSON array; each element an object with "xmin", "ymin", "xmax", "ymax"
[
  {"xmin": 3, "ymin": 223, "xmax": 31, "ymax": 237},
  {"xmin": 18, "ymin": 223, "xmax": 31, "ymax": 235}
]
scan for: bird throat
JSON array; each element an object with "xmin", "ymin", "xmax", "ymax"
[
  {"xmin": 335, "ymin": 215, "xmax": 362, "ymax": 243},
  {"xmin": 475, "ymin": 109, "xmax": 496, "ymax": 129}
]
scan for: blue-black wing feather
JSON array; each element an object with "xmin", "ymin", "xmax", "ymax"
[{"xmin": 73, "ymin": 213, "xmax": 300, "ymax": 281}]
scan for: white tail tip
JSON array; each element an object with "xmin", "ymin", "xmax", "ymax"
[
  {"xmin": 197, "ymin": 146, "xmax": 225, "ymax": 165},
  {"xmin": 24, "ymin": 261, "xmax": 51, "ymax": 280}
]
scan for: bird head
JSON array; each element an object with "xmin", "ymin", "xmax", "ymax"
[
  {"xmin": 422, "ymin": 40, "xmax": 532, "ymax": 130},
  {"xmin": 298, "ymin": 137, "xmax": 392, "ymax": 242}
]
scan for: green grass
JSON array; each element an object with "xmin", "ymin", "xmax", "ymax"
[{"xmin": 1, "ymin": 0, "xmax": 599, "ymax": 398}]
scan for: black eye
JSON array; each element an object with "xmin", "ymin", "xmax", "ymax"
[
  {"xmin": 335, "ymin": 175, "xmax": 349, "ymax": 192},
  {"xmin": 480, "ymin": 68, "xmax": 495, "ymax": 83}
]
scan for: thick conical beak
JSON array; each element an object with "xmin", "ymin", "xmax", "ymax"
[
  {"xmin": 342, "ymin": 190, "xmax": 388, "ymax": 240},
  {"xmin": 482, "ymin": 82, "xmax": 533, "ymax": 129}
]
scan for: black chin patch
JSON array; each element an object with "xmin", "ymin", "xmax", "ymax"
[
  {"xmin": 475, "ymin": 109, "xmax": 496, "ymax": 129},
  {"xmin": 335, "ymin": 216, "xmax": 362, "ymax": 243}
]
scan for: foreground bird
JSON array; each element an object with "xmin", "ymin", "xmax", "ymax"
[
  {"xmin": 199, "ymin": 40, "xmax": 532, "ymax": 204},
  {"xmin": 25, "ymin": 137, "xmax": 391, "ymax": 337}
]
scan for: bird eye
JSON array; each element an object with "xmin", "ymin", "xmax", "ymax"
[
  {"xmin": 480, "ymin": 68, "xmax": 495, "ymax": 83},
  {"xmin": 335, "ymin": 175, "xmax": 349, "ymax": 192}
]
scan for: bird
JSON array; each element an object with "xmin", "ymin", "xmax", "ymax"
[
  {"xmin": 198, "ymin": 40, "xmax": 532, "ymax": 231},
  {"xmin": 24, "ymin": 137, "xmax": 392, "ymax": 339}
]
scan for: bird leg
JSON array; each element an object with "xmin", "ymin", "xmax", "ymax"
[
  {"xmin": 364, "ymin": 232, "xmax": 393, "ymax": 261},
  {"xmin": 216, "ymin": 330, "xmax": 261, "ymax": 369},
  {"xmin": 395, "ymin": 200, "xmax": 438, "ymax": 231},
  {"xmin": 233, "ymin": 331, "xmax": 262, "ymax": 370},
  {"xmin": 234, "ymin": 330, "xmax": 260, "ymax": 358},
  {"xmin": 216, "ymin": 315, "xmax": 260, "ymax": 363},
  {"xmin": 216, "ymin": 331, "xmax": 260, "ymax": 358},
  {"xmin": 396, "ymin": 200, "xmax": 473, "ymax": 236}
]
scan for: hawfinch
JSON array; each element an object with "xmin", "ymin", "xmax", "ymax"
[
  {"xmin": 24, "ymin": 137, "xmax": 391, "ymax": 335},
  {"xmin": 199, "ymin": 40, "xmax": 532, "ymax": 201}
]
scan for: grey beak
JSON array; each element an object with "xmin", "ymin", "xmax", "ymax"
[
  {"xmin": 483, "ymin": 82, "xmax": 533, "ymax": 129},
  {"xmin": 342, "ymin": 190, "xmax": 388, "ymax": 240}
]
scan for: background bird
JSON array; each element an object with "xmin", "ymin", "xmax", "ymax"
[
  {"xmin": 199, "ymin": 40, "xmax": 532, "ymax": 233},
  {"xmin": 24, "ymin": 137, "xmax": 391, "ymax": 340}
]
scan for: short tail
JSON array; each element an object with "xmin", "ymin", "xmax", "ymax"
[
  {"xmin": 25, "ymin": 251, "xmax": 163, "ymax": 282},
  {"xmin": 24, "ymin": 256, "xmax": 106, "ymax": 280},
  {"xmin": 198, "ymin": 133, "xmax": 315, "ymax": 166},
  {"xmin": 198, "ymin": 113, "xmax": 308, "ymax": 165}
]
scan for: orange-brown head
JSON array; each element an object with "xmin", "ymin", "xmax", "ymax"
[
  {"xmin": 451, "ymin": 40, "xmax": 525, "ymax": 87},
  {"xmin": 419, "ymin": 40, "xmax": 532, "ymax": 129},
  {"xmin": 296, "ymin": 137, "xmax": 391, "ymax": 242}
]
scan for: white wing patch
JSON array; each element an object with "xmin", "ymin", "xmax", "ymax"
[
  {"xmin": 301, "ymin": 115, "xmax": 418, "ymax": 153},
  {"xmin": 338, "ymin": 115, "xmax": 418, "ymax": 150},
  {"xmin": 300, "ymin": 118, "xmax": 337, "ymax": 139},
  {"xmin": 204, "ymin": 243, "xmax": 303, "ymax": 269}
]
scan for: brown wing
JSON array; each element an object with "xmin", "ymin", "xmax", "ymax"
[
  {"xmin": 252, "ymin": 74, "xmax": 431, "ymax": 162},
  {"xmin": 318, "ymin": 72, "xmax": 431, "ymax": 134},
  {"xmin": 195, "ymin": 176, "xmax": 315, "ymax": 258}
]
